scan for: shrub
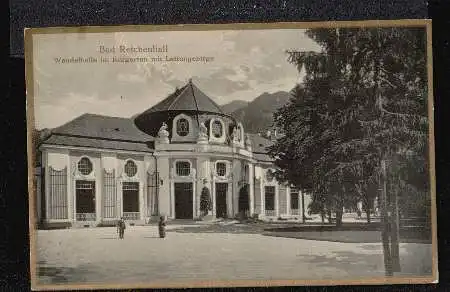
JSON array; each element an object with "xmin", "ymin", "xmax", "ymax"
[{"xmin": 200, "ymin": 187, "xmax": 212, "ymax": 216}]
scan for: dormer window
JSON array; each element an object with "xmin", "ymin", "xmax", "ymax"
[
  {"xmin": 176, "ymin": 118, "xmax": 189, "ymax": 136},
  {"xmin": 78, "ymin": 157, "xmax": 93, "ymax": 175},
  {"xmin": 212, "ymin": 120, "xmax": 223, "ymax": 138},
  {"xmin": 124, "ymin": 160, "xmax": 137, "ymax": 177}
]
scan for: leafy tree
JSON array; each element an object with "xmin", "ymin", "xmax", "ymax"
[{"xmin": 270, "ymin": 27, "xmax": 429, "ymax": 227}]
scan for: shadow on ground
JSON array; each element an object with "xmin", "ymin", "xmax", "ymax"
[
  {"xmin": 264, "ymin": 230, "xmax": 383, "ymax": 243},
  {"xmin": 37, "ymin": 261, "xmax": 91, "ymax": 284},
  {"xmin": 296, "ymin": 247, "xmax": 432, "ymax": 277},
  {"xmin": 170, "ymin": 222, "xmax": 431, "ymax": 244},
  {"xmin": 296, "ymin": 250, "xmax": 383, "ymax": 276},
  {"xmin": 169, "ymin": 222, "xmax": 270, "ymax": 234}
]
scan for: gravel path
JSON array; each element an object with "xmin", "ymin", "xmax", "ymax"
[{"xmin": 35, "ymin": 224, "xmax": 433, "ymax": 286}]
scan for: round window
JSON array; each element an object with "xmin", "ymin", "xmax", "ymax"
[
  {"xmin": 78, "ymin": 157, "xmax": 93, "ymax": 175},
  {"xmin": 212, "ymin": 120, "xmax": 223, "ymax": 138},
  {"xmin": 125, "ymin": 160, "xmax": 138, "ymax": 177}
]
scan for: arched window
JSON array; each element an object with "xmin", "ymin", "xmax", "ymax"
[
  {"xmin": 176, "ymin": 161, "xmax": 191, "ymax": 176},
  {"xmin": 124, "ymin": 160, "xmax": 137, "ymax": 177},
  {"xmin": 78, "ymin": 157, "xmax": 93, "ymax": 175},
  {"xmin": 176, "ymin": 118, "xmax": 189, "ymax": 136},
  {"xmin": 216, "ymin": 162, "xmax": 227, "ymax": 177},
  {"xmin": 212, "ymin": 120, "xmax": 223, "ymax": 138}
]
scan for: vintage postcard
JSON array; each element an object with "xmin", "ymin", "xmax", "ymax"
[{"xmin": 26, "ymin": 20, "xmax": 437, "ymax": 290}]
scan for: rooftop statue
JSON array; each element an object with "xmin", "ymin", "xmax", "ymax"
[
  {"xmin": 197, "ymin": 121, "xmax": 208, "ymax": 143},
  {"xmin": 245, "ymin": 134, "xmax": 252, "ymax": 147},
  {"xmin": 158, "ymin": 122, "xmax": 169, "ymax": 138},
  {"xmin": 199, "ymin": 121, "xmax": 208, "ymax": 137},
  {"xmin": 232, "ymin": 127, "xmax": 239, "ymax": 143}
]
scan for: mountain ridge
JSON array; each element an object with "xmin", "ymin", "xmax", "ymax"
[{"xmin": 221, "ymin": 90, "xmax": 292, "ymax": 134}]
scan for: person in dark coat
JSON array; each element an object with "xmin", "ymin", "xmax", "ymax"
[
  {"xmin": 117, "ymin": 217, "xmax": 126, "ymax": 239},
  {"xmin": 158, "ymin": 216, "xmax": 166, "ymax": 238}
]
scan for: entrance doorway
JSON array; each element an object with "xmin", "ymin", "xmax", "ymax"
[
  {"xmin": 75, "ymin": 180, "xmax": 96, "ymax": 221},
  {"xmin": 215, "ymin": 183, "xmax": 228, "ymax": 218},
  {"xmin": 123, "ymin": 182, "xmax": 139, "ymax": 220},
  {"xmin": 174, "ymin": 182, "xmax": 193, "ymax": 219},
  {"xmin": 238, "ymin": 184, "xmax": 249, "ymax": 215}
]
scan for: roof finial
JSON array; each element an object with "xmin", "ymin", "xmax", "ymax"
[{"xmin": 188, "ymin": 78, "xmax": 193, "ymax": 84}]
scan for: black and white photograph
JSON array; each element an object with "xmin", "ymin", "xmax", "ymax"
[{"xmin": 26, "ymin": 21, "xmax": 437, "ymax": 290}]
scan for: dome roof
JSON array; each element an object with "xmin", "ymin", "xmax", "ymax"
[
  {"xmin": 142, "ymin": 79, "xmax": 224, "ymax": 115},
  {"xmin": 134, "ymin": 79, "xmax": 235, "ymax": 137}
]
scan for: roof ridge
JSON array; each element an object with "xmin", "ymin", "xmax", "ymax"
[
  {"xmin": 167, "ymin": 83, "xmax": 190, "ymax": 110},
  {"xmin": 83, "ymin": 113, "xmax": 132, "ymax": 120},
  {"xmin": 53, "ymin": 113, "xmax": 133, "ymax": 132},
  {"xmin": 189, "ymin": 80, "xmax": 201, "ymax": 125},
  {"xmin": 190, "ymin": 82, "xmax": 224, "ymax": 113},
  {"xmin": 53, "ymin": 113, "xmax": 88, "ymax": 132},
  {"xmin": 50, "ymin": 132, "xmax": 154, "ymax": 143}
]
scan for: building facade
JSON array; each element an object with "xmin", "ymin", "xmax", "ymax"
[{"xmin": 35, "ymin": 80, "xmax": 311, "ymax": 228}]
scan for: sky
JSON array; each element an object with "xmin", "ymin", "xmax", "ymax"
[{"xmin": 32, "ymin": 28, "xmax": 321, "ymax": 129}]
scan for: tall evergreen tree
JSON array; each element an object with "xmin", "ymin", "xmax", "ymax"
[{"xmin": 269, "ymin": 27, "xmax": 429, "ymax": 227}]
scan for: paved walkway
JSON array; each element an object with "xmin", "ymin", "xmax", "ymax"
[{"xmin": 35, "ymin": 224, "xmax": 432, "ymax": 286}]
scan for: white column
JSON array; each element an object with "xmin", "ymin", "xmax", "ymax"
[
  {"xmin": 73, "ymin": 167, "xmax": 77, "ymax": 221},
  {"xmin": 248, "ymin": 163, "xmax": 254, "ymax": 216},
  {"xmin": 66, "ymin": 153, "xmax": 72, "ymax": 221},
  {"xmin": 192, "ymin": 175, "xmax": 197, "ymax": 219},
  {"xmin": 196, "ymin": 157, "xmax": 211, "ymax": 218},
  {"xmin": 211, "ymin": 176, "xmax": 216, "ymax": 218},
  {"xmin": 157, "ymin": 156, "xmax": 171, "ymax": 218},
  {"xmin": 260, "ymin": 179, "xmax": 265, "ymax": 216},
  {"xmin": 232, "ymin": 160, "xmax": 240, "ymax": 217},
  {"xmin": 144, "ymin": 155, "xmax": 156, "ymax": 218},
  {"xmin": 170, "ymin": 180, "xmax": 175, "ymax": 219},
  {"xmin": 44, "ymin": 150, "xmax": 50, "ymax": 221},
  {"xmin": 115, "ymin": 157, "xmax": 122, "ymax": 219},
  {"xmin": 140, "ymin": 158, "xmax": 147, "ymax": 221},
  {"xmin": 139, "ymin": 174, "xmax": 145, "ymax": 221},
  {"xmin": 95, "ymin": 156, "xmax": 102, "ymax": 223},
  {"xmin": 227, "ymin": 181, "xmax": 233, "ymax": 218}
]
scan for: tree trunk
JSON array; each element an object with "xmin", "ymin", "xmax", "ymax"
[
  {"xmin": 320, "ymin": 210, "xmax": 325, "ymax": 223},
  {"xmin": 327, "ymin": 210, "xmax": 332, "ymax": 223},
  {"xmin": 366, "ymin": 209, "xmax": 371, "ymax": 224},
  {"xmin": 390, "ymin": 172, "xmax": 401, "ymax": 272},
  {"xmin": 335, "ymin": 199, "xmax": 344, "ymax": 227},
  {"xmin": 335, "ymin": 209, "xmax": 343, "ymax": 227},
  {"xmin": 301, "ymin": 191, "xmax": 306, "ymax": 223},
  {"xmin": 381, "ymin": 159, "xmax": 393, "ymax": 276}
]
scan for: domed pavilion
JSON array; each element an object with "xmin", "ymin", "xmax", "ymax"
[{"xmin": 36, "ymin": 79, "xmax": 310, "ymax": 228}]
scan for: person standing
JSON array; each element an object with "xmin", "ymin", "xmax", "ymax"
[
  {"xmin": 158, "ymin": 216, "xmax": 166, "ymax": 238},
  {"xmin": 117, "ymin": 217, "xmax": 126, "ymax": 239}
]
